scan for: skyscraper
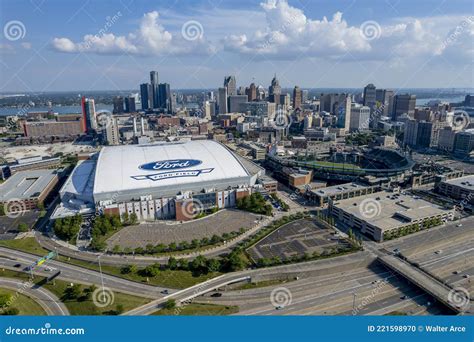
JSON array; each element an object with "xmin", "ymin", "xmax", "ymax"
[
  {"xmin": 228, "ymin": 95, "xmax": 248, "ymax": 113},
  {"xmin": 224, "ymin": 76, "xmax": 237, "ymax": 96},
  {"xmin": 269, "ymin": 75, "xmax": 281, "ymax": 105},
  {"xmin": 336, "ymin": 95, "xmax": 352, "ymax": 132},
  {"xmin": 218, "ymin": 87, "xmax": 228, "ymax": 114},
  {"xmin": 293, "ymin": 86, "xmax": 302, "ymax": 109},
  {"xmin": 150, "ymin": 71, "xmax": 159, "ymax": 108},
  {"xmin": 125, "ymin": 96, "xmax": 136, "ymax": 113},
  {"xmin": 246, "ymin": 83, "xmax": 257, "ymax": 102},
  {"xmin": 81, "ymin": 96, "xmax": 96, "ymax": 133},
  {"xmin": 393, "ymin": 94, "xmax": 416, "ymax": 121},
  {"xmin": 158, "ymin": 83, "xmax": 172, "ymax": 113},
  {"xmin": 140, "ymin": 83, "xmax": 152, "ymax": 110},
  {"xmin": 113, "ymin": 96, "xmax": 124, "ymax": 114},
  {"xmin": 363, "ymin": 83, "xmax": 377, "ymax": 111}
]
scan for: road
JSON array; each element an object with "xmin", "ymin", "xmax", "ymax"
[
  {"xmin": 0, "ymin": 247, "xmax": 167, "ymax": 298},
  {"xmin": 0, "ymin": 277, "xmax": 69, "ymax": 316}
]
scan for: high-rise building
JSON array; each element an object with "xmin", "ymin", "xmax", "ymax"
[
  {"xmin": 113, "ymin": 96, "xmax": 124, "ymax": 114},
  {"xmin": 269, "ymin": 75, "xmax": 281, "ymax": 105},
  {"xmin": 403, "ymin": 119, "xmax": 433, "ymax": 148},
  {"xmin": 140, "ymin": 83, "xmax": 152, "ymax": 110},
  {"xmin": 103, "ymin": 114, "xmax": 120, "ymax": 145},
  {"xmin": 81, "ymin": 96, "xmax": 96, "ymax": 133},
  {"xmin": 336, "ymin": 95, "xmax": 352, "ymax": 132},
  {"xmin": 125, "ymin": 96, "xmax": 136, "ymax": 113},
  {"xmin": 150, "ymin": 71, "xmax": 159, "ymax": 109},
  {"xmin": 224, "ymin": 76, "xmax": 237, "ymax": 96},
  {"xmin": 246, "ymin": 83, "xmax": 257, "ymax": 102},
  {"xmin": 228, "ymin": 95, "xmax": 248, "ymax": 113},
  {"xmin": 453, "ymin": 130, "xmax": 474, "ymax": 156},
  {"xmin": 363, "ymin": 83, "xmax": 377, "ymax": 111},
  {"xmin": 293, "ymin": 86, "xmax": 302, "ymax": 109},
  {"xmin": 158, "ymin": 83, "xmax": 172, "ymax": 113},
  {"xmin": 204, "ymin": 101, "xmax": 216, "ymax": 119},
  {"xmin": 302, "ymin": 89, "xmax": 309, "ymax": 103},
  {"xmin": 438, "ymin": 126, "xmax": 456, "ymax": 152},
  {"xmin": 218, "ymin": 87, "xmax": 228, "ymax": 114},
  {"xmin": 350, "ymin": 104, "xmax": 370, "ymax": 132},
  {"xmin": 393, "ymin": 94, "xmax": 416, "ymax": 121}
]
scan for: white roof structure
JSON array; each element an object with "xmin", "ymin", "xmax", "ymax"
[{"xmin": 93, "ymin": 140, "xmax": 253, "ymax": 202}]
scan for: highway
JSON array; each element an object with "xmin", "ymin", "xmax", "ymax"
[
  {"xmin": 0, "ymin": 277, "xmax": 69, "ymax": 316},
  {"xmin": 0, "ymin": 247, "xmax": 167, "ymax": 298}
]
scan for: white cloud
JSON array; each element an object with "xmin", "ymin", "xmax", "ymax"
[
  {"xmin": 223, "ymin": 0, "xmax": 474, "ymax": 63},
  {"xmin": 52, "ymin": 11, "xmax": 216, "ymax": 56}
]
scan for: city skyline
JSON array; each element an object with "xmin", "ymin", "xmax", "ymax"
[{"xmin": 0, "ymin": 0, "xmax": 473, "ymax": 92}]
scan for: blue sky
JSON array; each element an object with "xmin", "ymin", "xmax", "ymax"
[{"xmin": 0, "ymin": 0, "xmax": 473, "ymax": 92}]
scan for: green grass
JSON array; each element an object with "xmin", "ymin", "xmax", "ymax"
[
  {"xmin": 307, "ymin": 160, "xmax": 361, "ymax": 169},
  {"xmin": 0, "ymin": 237, "xmax": 220, "ymax": 289},
  {"xmin": 152, "ymin": 303, "xmax": 239, "ymax": 316},
  {"xmin": 0, "ymin": 238, "xmax": 49, "ymax": 256},
  {"xmin": 0, "ymin": 287, "xmax": 46, "ymax": 315},
  {"xmin": 0, "ymin": 269, "xmax": 150, "ymax": 315},
  {"xmin": 232, "ymin": 279, "xmax": 293, "ymax": 290}
]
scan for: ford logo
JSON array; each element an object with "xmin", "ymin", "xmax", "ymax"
[{"xmin": 139, "ymin": 159, "xmax": 202, "ymax": 171}]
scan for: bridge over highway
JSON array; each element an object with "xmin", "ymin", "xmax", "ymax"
[{"xmin": 378, "ymin": 255, "xmax": 468, "ymax": 313}]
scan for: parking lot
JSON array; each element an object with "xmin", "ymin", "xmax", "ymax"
[
  {"xmin": 106, "ymin": 209, "xmax": 262, "ymax": 248},
  {"xmin": 247, "ymin": 218, "xmax": 351, "ymax": 262},
  {"xmin": 0, "ymin": 211, "xmax": 39, "ymax": 240}
]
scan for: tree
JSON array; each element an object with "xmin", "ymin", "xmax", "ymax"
[
  {"xmin": 115, "ymin": 304, "xmax": 125, "ymax": 315},
  {"xmin": 121, "ymin": 264, "xmax": 137, "ymax": 274},
  {"xmin": 190, "ymin": 255, "xmax": 208, "ymax": 274},
  {"xmin": 63, "ymin": 284, "xmax": 82, "ymax": 300},
  {"xmin": 141, "ymin": 265, "xmax": 158, "ymax": 277},
  {"xmin": 164, "ymin": 299, "xmax": 176, "ymax": 310},
  {"xmin": 17, "ymin": 223, "xmax": 29, "ymax": 232},
  {"xmin": 129, "ymin": 213, "xmax": 138, "ymax": 225},
  {"xmin": 207, "ymin": 258, "xmax": 221, "ymax": 272},
  {"xmin": 167, "ymin": 257, "xmax": 178, "ymax": 270}
]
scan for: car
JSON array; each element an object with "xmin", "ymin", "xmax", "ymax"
[
  {"xmin": 13, "ymin": 263, "xmax": 21, "ymax": 268},
  {"xmin": 453, "ymin": 270, "xmax": 461, "ymax": 275},
  {"xmin": 210, "ymin": 292, "xmax": 222, "ymax": 298},
  {"xmin": 457, "ymin": 224, "xmax": 463, "ymax": 227},
  {"xmin": 400, "ymin": 295, "xmax": 408, "ymax": 300},
  {"xmin": 275, "ymin": 305, "xmax": 284, "ymax": 310},
  {"xmin": 45, "ymin": 267, "xmax": 52, "ymax": 272},
  {"xmin": 463, "ymin": 274, "xmax": 470, "ymax": 279},
  {"xmin": 160, "ymin": 289, "xmax": 169, "ymax": 295},
  {"xmin": 434, "ymin": 250, "xmax": 442, "ymax": 254}
]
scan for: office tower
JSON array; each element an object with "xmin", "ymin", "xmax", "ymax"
[
  {"xmin": 293, "ymin": 86, "xmax": 302, "ymax": 109},
  {"xmin": 218, "ymin": 87, "xmax": 228, "ymax": 114},
  {"xmin": 404, "ymin": 119, "xmax": 433, "ymax": 148},
  {"xmin": 204, "ymin": 101, "xmax": 216, "ymax": 119},
  {"xmin": 350, "ymin": 104, "xmax": 371, "ymax": 131},
  {"xmin": 269, "ymin": 75, "xmax": 281, "ymax": 105},
  {"xmin": 404, "ymin": 119, "xmax": 418, "ymax": 147},
  {"xmin": 171, "ymin": 93, "xmax": 177, "ymax": 114},
  {"xmin": 239, "ymin": 102, "xmax": 276, "ymax": 120},
  {"xmin": 104, "ymin": 115, "xmax": 120, "ymax": 145},
  {"xmin": 280, "ymin": 93, "xmax": 290, "ymax": 109},
  {"xmin": 158, "ymin": 83, "xmax": 172, "ymax": 113},
  {"xmin": 363, "ymin": 83, "xmax": 377, "ymax": 111},
  {"xmin": 464, "ymin": 94, "xmax": 474, "ymax": 107},
  {"xmin": 246, "ymin": 83, "xmax": 257, "ymax": 102},
  {"xmin": 336, "ymin": 95, "xmax": 352, "ymax": 132},
  {"xmin": 207, "ymin": 91, "xmax": 214, "ymax": 101},
  {"xmin": 393, "ymin": 94, "xmax": 416, "ymax": 121},
  {"xmin": 140, "ymin": 83, "xmax": 152, "ymax": 110},
  {"xmin": 302, "ymin": 89, "xmax": 309, "ymax": 103},
  {"xmin": 150, "ymin": 71, "xmax": 159, "ymax": 109},
  {"xmin": 125, "ymin": 96, "xmax": 136, "ymax": 113},
  {"xmin": 257, "ymin": 85, "xmax": 266, "ymax": 101},
  {"xmin": 228, "ymin": 95, "xmax": 248, "ymax": 113},
  {"xmin": 453, "ymin": 130, "xmax": 474, "ymax": 155},
  {"xmin": 224, "ymin": 76, "xmax": 237, "ymax": 96},
  {"xmin": 81, "ymin": 96, "xmax": 96, "ymax": 133},
  {"xmin": 113, "ymin": 96, "xmax": 124, "ymax": 114},
  {"xmin": 438, "ymin": 126, "xmax": 456, "ymax": 152}
]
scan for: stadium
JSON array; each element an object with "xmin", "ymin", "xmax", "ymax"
[
  {"xmin": 54, "ymin": 140, "xmax": 264, "ymax": 221},
  {"xmin": 266, "ymin": 147, "xmax": 415, "ymax": 181}
]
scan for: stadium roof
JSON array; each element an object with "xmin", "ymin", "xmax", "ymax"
[{"xmin": 93, "ymin": 140, "xmax": 251, "ymax": 197}]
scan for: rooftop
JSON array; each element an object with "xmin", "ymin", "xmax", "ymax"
[
  {"xmin": 312, "ymin": 182, "xmax": 369, "ymax": 196},
  {"xmin": 333, "ymin": 191, "xmax": 452, "ymax": 231},
  {"xmin": 442, "ymin": 175, "xmax": 474, "ymax": 190},
  {"xmin": 0, "ymin": 169, "xmax": 58, "ymax": 201}
]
